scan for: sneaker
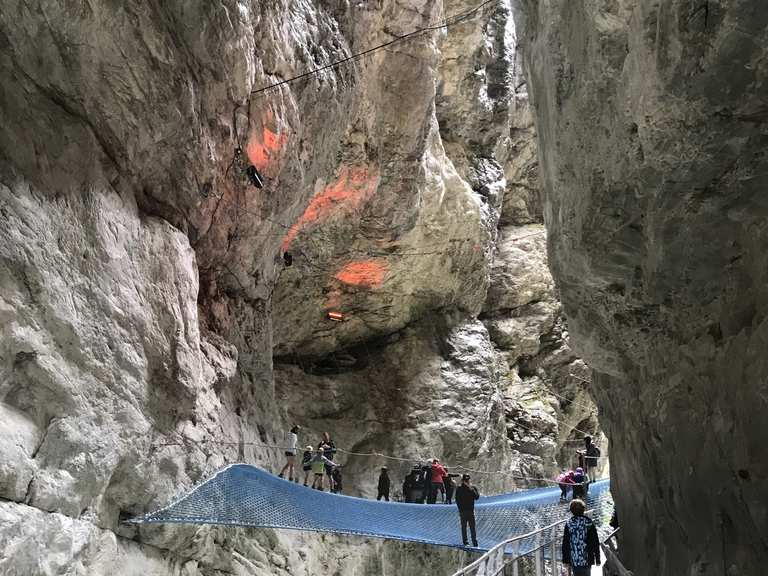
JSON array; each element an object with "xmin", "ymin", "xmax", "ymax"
[
  {"xmin": 288, "ymin": 477, "xmax": 293, "ymax": 482},
  {"xmin": 472, "ymin": 541, "xmax": 478, "ymax": 547},
  {"xmin": 303, "ymin": 482, "xmax": 308, "ymax": 486},
  {"xmin": 278, "ymin": 473, "xmax": 284, "ymax": 479},
  {"xmin": 463, "ymin": 541, "xmax": 469, "ymax": 546}
]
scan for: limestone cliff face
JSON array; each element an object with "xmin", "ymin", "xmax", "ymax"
[
  {"xmin": 515, "ymin": 1, "xmax": 768, "ymax": 575},
  {"xmin": 0, "ymin": 1, "xmax": 598, "ymax": 575}
]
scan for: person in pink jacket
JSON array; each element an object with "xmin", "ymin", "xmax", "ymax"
[
  {"xmin": 557, "ymin": 469, "xmax": 575, "ymax": 501},
  {"xmin": 428, "ymin": 458, "xmax": 447, "ymax": 503}
]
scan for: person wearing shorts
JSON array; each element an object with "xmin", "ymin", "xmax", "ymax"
[{"xmin": 279, "ymin": 425, "xmax": 300, "ymax": 482}]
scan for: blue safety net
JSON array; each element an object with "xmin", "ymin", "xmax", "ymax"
[{"xmin": 130, "ymin": 464, "xmax": 612, "ymax": 553}]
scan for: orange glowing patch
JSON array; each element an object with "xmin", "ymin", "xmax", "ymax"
[
  {"xmin": 334, "ymin": 260, "xmax": 388, "ymax": 288},
  {"xmin": 281, "ymin": 165, "xmax": 379, "ymax": 251},
  {"xmin": 246, "ymin": 127, "xmax": 288, "ymax": 173}
]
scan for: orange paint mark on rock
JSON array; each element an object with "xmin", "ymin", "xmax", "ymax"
[
  {"xmin": 281, "ymin": 165, "xmax": 379, "ymax": 251},
  {"xmin": 335, "ymin": 260, "xmax": 388, "ymax": 288},
  {"xmin": 247, "ymin": 126, "xmax": 288, "ymax": 173}
]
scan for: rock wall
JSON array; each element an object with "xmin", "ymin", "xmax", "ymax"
[
  {"xmin": 514, "ymin": 1, "xmax": 768, "ymax": 575},
  {"xmin": 0, "ymin": 1, "xmax": 599, "ymax": 574}
]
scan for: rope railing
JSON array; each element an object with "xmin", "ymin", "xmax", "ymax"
[{"xmin": 150, "ymin": 435, "xmax": 604, "ymax": 488}]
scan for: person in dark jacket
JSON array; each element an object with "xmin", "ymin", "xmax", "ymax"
[
  {"xmin": 454, "ymin": 474, "xmax": 479, "ymax": 547},
  {"xmin": 576, "ymin": 435, "xmax": 601, "ymax": 476},
  {"xmin": 444, "ymin": 471, "xmax": 458, "ymax": 505},
  {"xmin": 331, "ymin": 467, "xmax": 343, "ymax": 494},
  {"xmin": 317, "ymin": 432, "xmax": 337, "ymax": 490},
  {"xmin": 301, "ymin": 445, "xmax": 313, "ymax": 486},
  {"xmin": 571, "ymin": 467, "xmax": 589, "ymax": 499},
  {"xmin": 377, "ymin": 467, "xmax": 391, "ymax": 501},
  {"xmin": 418, "ymin": 461, "xmax": 432, "ymax": 504},
  {"xmin": 562, "ymin": 499, "xmax": 601, "ymax": 576}
]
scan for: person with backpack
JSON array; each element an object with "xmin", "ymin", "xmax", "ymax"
[
  {"xmin": 377, "ymin": 467, "xmax": 391, "ymax": 501},
  {"xmin": 278, "ymin": 425, "xmax": 301, "ymax": 482},
  {"xmin": 562, "ymin": 498, "xmax": 601, "ymax": 575},
  {"xmin": 576, "ymin": 436, "xmax": 601, "ymax": 477},
  {"xmin": 428, "ymin": 458, "xmax": 447, "ymax": 503},
  {"xmin": 301, "ymin": 445, "xmax": 313, "ymax": 486},
  {"xmin": 454, "ymin": 474, "xmax": 480, "ymax": 547}
]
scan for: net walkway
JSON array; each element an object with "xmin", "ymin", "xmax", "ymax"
[{"xmin": 129, "ymin": 464, "xmax": 612, "ymax": 553}]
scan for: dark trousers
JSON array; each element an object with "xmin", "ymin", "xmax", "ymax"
[
  {"xmin": 572, "ymin": 567, "xmax": 590, "ymax": 576},
  {"xmin": 459, "ymin": 510, "xmax": 477, "ymax": 546},
  {"xmin": 377, "ymin": 491, "xmax": 389, "ymax": 501},
  {"xmin": 428, "ymin": 482, "xmax": 444, "ymax": 504}
]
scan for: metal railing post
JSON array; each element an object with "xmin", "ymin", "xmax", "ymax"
[
  {"xmin": 511, "ymin": 541, "xmax": 520, "ymax": 576},
  {"xmin": 550, "ymin": 538, "xmax": 558, "ymax": 575}
]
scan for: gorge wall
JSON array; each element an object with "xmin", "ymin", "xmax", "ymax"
[
  {"xmin": 515, "ymin": 1, "xmax": 768, "ymax": 575},
  {"xmin": 0, "ymin": 1, "xmax": 600, "ymax": 575}
]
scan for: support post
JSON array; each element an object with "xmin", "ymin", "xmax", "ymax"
[
  {"xmin": 511, "ymin": 542, "xmax": 520, "ymax": 576},
  {"xmin": 551, "ymin": 538, "xmax": 559, "ymax": 575}
]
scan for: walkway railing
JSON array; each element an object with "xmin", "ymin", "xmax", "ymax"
[
  {"xmin": 450, "ymin": 518, "xmax": 565, "ymax": 576},
  {"xmin": 601, "ymin": 528, "xmax": 633, "ymax": 576}
]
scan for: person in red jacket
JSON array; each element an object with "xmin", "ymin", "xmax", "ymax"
[{"xmin": 428, "ymin": 458, "xmax": 447, "ymax": 504}]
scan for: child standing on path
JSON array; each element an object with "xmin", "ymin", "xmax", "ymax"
[
  {"xmin": 562, "ymin": 499, "xmax": 601, "ymax": 576},
  {"xmin": 310, "ymin": 448, "xmax": 338, "ymax": 491}
]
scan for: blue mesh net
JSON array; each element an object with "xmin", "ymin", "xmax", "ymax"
[{"xmin": 130, "ymin": 464, "xmax": 612, "ymax": 553}]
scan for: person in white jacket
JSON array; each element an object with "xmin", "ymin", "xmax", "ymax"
[{"xmin": 278, "ymin": 425, "xmax": 301, "ymax": 482}]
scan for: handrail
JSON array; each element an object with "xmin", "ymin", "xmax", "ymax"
[
  {"xmin": 451, "ymin": 508, "xmax": 607, "ymax": 576},
  {"xmin": 451, "ymin": 518, "xmax": 566, "ymax": 576},
  {"xmin": 602, "ymin": 527, "xmax": 620, "ymax": 543}
]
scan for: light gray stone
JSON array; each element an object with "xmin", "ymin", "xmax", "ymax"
[{"xmin": 515, "ymin": 0, "xmax": 768, "ymax": 574}]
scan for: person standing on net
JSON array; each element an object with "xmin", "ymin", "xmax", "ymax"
[
  {"xmin": 278, "ymin": 425, "xmax": 301, "ymax": 482},
  {"xmin": 562, "ymin": 499, "xmax": 601, "ymax": 576},
  {"xmin": 576, "ymin": 435, "xmax": 601, "ymax": 478},
  {"xmin": 377, "ymin": 466, "xmax": 391, "ymax": 501},
  {"xmin": 455, "ymin": 473, "xmax": 479, "ymax": 547},
  {"xmin": 428, "ymin": 458, "xmax": 447, "ymax": 503}
]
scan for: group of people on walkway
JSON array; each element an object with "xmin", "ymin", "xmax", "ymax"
[
  {"xmin": 277, "ymin": 425, "xmax": 608, "ymax": 558},
  {"xmin": 400, "ymin": 458, "xmax": 459, "ymax": 504},
  {"xmin": 279, "ymin": 428, "xmax": 344, "ymax": 493},
  {"xmin": 556, "ymin": 436, "xmax": 601, "ymax": 500}
]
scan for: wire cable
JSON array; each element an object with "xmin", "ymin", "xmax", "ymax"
[{"xmin": 250, "ymin": 0, "xmax": 501, "ymax": 97}]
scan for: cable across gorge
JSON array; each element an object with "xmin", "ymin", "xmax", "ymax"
[{"xmin": 128, "ymin": 464, "xmax": 613, "ymax": 553}]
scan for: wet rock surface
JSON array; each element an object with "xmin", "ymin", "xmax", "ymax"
[{"xmin": 515, "ymin": 1, "xmax": 768, "ymax": 574}]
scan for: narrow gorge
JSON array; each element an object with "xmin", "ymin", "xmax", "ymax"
[{"xmin": 0, "ymin": 1, "xmax": 765, "ymax": 576}]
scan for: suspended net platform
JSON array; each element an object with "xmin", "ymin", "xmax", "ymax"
[{"xmin": 128, "ymin": 464, "xmax": 612, "ymax": 553}]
